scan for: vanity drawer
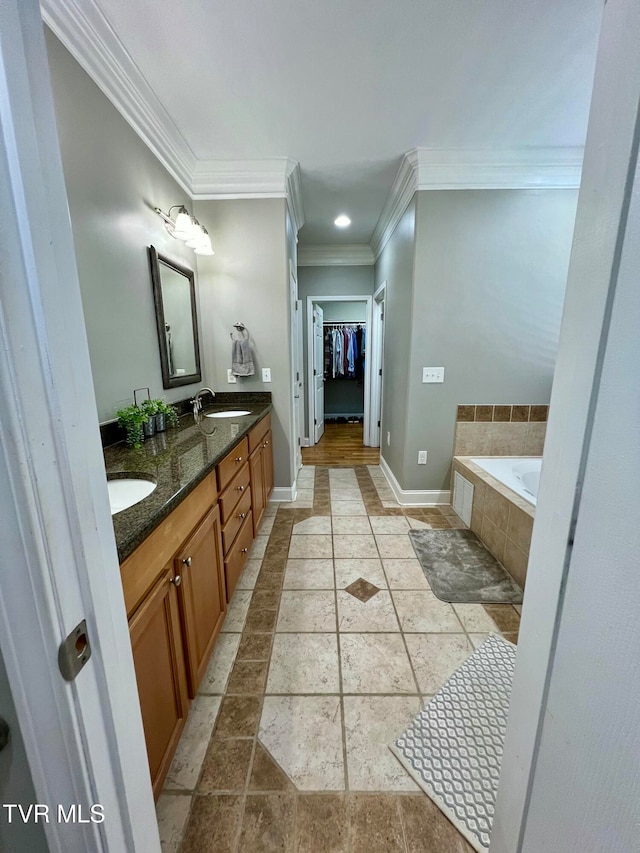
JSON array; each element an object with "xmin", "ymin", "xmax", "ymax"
[
  {"xmin": 221, "ymin": 487, "xmax": 252, "ymax": 554},
  {"xmin": 224, "ymin": 511, "xmax": 253, "ymax": 602},
  {"xmin": 248, "ymin": 414, "xmax": 271, "ymax": 453},
  {"xmin": 219, "ymin": 461, "xmax": 250, "ymax": 524},
  {"xmin": 217, "ymin": 438, "xmax": 249, "ymax": 492}
]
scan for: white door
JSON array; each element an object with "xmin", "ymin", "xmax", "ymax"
[
  {"xmin": 370, "ymin": 290, "xmax": 386, "ymax": 447},
  {"xmin": 313, "ymin": 305, "xmax": 325, "ymax": 442},
  {"xmin": 294, "ymin": 299, "xmax": 304, "ymax": 471}
]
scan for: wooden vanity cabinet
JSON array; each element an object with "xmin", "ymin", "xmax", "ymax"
[
  {"xmin": 249, "ymin": 415, "xmax": 274, "ymax": 535},
  {"xmin": 128, "ymin": 565, "xmax": 188, "ymax": 801},
  {"xmin": 176, "ymin": 505, "xmax": 226, "ymax": 698}
]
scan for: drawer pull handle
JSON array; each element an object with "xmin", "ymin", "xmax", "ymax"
[
  {"xmin": 182, "ymin": 557, "xmax": 192, "ymax": 567},
  {"xmin": 235, "ymin": 456, "xmax": 243, "ymax": 463},
  {"xmin": 241, "ymin": 547, "xmax": 248, "ymax": 554},
  {"xmin": 170, "ymin": 575, "xmax": 182, "ymax": 587},
  {"xmin": 238, "ymin": 512, "xmax": 246, "ymax": 520},
  {"xmin": 237, "ymin": 485, "xmax": 245, "ymax": 492}
]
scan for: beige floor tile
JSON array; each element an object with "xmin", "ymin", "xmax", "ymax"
[
  {"xmin": 337, "ymin": 590, "xmax": 399, "ymax": 632},
  {"xmin": 295, "ymin": 488, "xmax": 315, "ymax": 502},
  {"xmin": 260, "ymin": 696, "xmax": 345, "ymax": 790},
  {"xmin": 259, "ymin": 515, "xmax": 277, "ymax": 535},
  {"xmin": 165, "ymin": 695, "xmax": 222, "ymax": 790},
  {"xmin": 288, "ymin": 534, "xmax": 333, "ymax": 559},
  {"xmin": 277, "ymin": 591, "xmax": 337, "ymax": 632},
  {"xmin": 283, "ymin": 559, "xmax": 334, "ymax": 590},
  {"xmin": 331, "ymin": 501, "xmax": 368, "ymax": 516},
  {"xmin": 156, "ymin": 793, "xmax": 192, "ymax": 853},
  {"xmin": 468, "ymin": 633, "xmax": 492, "ymax": 649},
  {"xmin": 332, "ymin": 516, "xmax": 372, "ymax": 535},
  {"xmin": 392, "ymin": 591, "xmax": 463, "ymax": 633},
  {"xmin": 382, "ymin": 559, "xmax": 430, "ymax": 590},
  {"xmin": 249, "ymin": 535, "xmax": 269, "ymax": 559},
  {"xmin": 452, "ymin": 603, "xmax": 499, "ymax": 633},
  {"xmin": 405, "ymin": 634, "xmax": 473, "ymax": 694},
  {"xmin": 292, "ymin": 516, "xmax": 332, "ymax": 535},
  {"xmin": 200, "ymin": 633, "xmax": 241, "ymax": 693},
  {"xmin": 344, "ymin": 696, "xmax": 421, "ymax": 791},
  {"xmin": 267, "ymin": 634, "xmax": 340, "ymax": 693},
  {"xmin": 382, "ymin": 500, "xmax": 401, "ymax": 508},
  {"xmin": 264, "ymin": 502, "xmax": 279, "ymax": 517},
  {"xmin": 329, "ymin": 487, "xmax": 364, "ymax": 501},
  {"xmin": 236, "ymin": 558, "xmax": 262, "ymax": 590},
  {"xmin": 369, "ymin": 516, "xmax": 410, "ymax": 534},
  {"xmin": 221, "ymin": 591, "xmax": 252, "ymax": 632},
  {"xmin": 407, "ymin": 517, "xmax": 433, "ymax": 530},
  {"xmin": 374, "ymin": 534, "xmax": 417, "ymax": 559},
  {"xmin": 334, "ymin": 559, "xmax": 387, "ymax": 590},
  {"xmin": 333, "ymin": 534, "xmax": 378, "ymax": 559},
  {"xmin": 340, "ymin": 633, "xmax": 416, "ymax": 694}
]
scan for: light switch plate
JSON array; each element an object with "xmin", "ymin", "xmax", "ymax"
[
  {"xmin": 227, "ymin": 369, "xmax": 237, "ymax": 384},
  {"xmin": 262, "ymin": 367, "xmax": 272, "ymax": 383},
  {"xmin": 422, "ymin": 367, "xmax": 444, "ymax": 383},
  {"xmin": 418, "ymin": 450, "xmax": 428, "ymax": 464}
]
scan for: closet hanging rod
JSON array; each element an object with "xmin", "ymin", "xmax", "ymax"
[{"xmin": 323, "ymin": 320, "xmax": 366, "ymax": 325}]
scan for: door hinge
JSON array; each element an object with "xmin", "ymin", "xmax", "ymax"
[
  {"xmin": 379, "ymin": 369, "xmax": 382, "ymax": 376},
  {"xmin": 314, "ymin": 418, "xmax": 317, "ymax": 425},
  {"xmin": 381, "ymin": 312, "xmax": 384, "ymax": 320},
  {"xmin": 296, "ymin": 371, "xmax": 299, "ymax": 381},
  {"xmin": 313, "ymin": 369, "xmax": 317, "ymax": 376},
  {"xmin": 378, "ymin": 420, "xmax": 381, "ymax": 428}
]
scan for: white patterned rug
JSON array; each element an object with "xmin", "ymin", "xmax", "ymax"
[{"xmin": 390, "ymin": 635, "xmax": 516, "ymax": 853}]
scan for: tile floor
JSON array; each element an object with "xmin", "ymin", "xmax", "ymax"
[{"xmin": 157, "ymin": 465, "xmax": 521, "ymax": 852}]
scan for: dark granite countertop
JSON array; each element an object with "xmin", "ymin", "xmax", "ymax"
[{"xmin": 105, "ymin": 393, "xmax": 272, "ymax": 562}]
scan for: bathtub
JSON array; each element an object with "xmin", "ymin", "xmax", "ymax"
[{"xmin": 470, "ymin": 457, "xmax": 541, "ymax": 506}]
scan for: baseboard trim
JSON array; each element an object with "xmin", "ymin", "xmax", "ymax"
[
  {"xmin": 271, "ymin": 486, "xmax": 296, "ymax": 502},
  {"xmin": 379, "ymin": 456, "xmax": 451, "ymax": 506}
]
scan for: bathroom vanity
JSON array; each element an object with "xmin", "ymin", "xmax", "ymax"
[{"xmin": 105, "ymin": 398, "xmax": 273, "ymax": 798}]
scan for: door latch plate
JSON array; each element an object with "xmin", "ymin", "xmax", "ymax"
[{"xmin": 58, "ymin": 619, "xmax": 91, "ymax": 681}]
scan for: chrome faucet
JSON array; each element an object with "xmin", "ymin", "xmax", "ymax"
[{"xmin": 191, "ymin": 387, "xmax": 216, "ymax": 418}]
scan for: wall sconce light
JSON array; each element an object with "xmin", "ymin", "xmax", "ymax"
[{"xmin": 154, "ymin": 205, "xmax": 215, "ymax": 256}]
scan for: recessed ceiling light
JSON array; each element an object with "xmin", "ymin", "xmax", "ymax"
[{"xmin": 334, "ymin": 214, "xmax": 351, "ymax": 228}]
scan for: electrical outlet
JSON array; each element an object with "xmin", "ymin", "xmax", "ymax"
[
  {"xmin": 262, "ymin": 367, "xmax": 272, "ymax": 383},
  {"xmin": 422, "ymin": 367, "xmax": 445, "ymax": 383},
  {"xmin": 418, "ymin": 450, "xmax": 428, "ymax": 465},
  {"xmin": 386, "ymin": 431, "xmax": 391, "ymax": 446},
  {"xmin": 227, "ymin": 369, "xmax": 237, "ymax": 384}
]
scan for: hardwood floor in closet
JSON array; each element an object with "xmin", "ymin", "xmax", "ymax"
[{"xmin": 301, "ymin": 423, "xmax": 380, "ymax": 466}]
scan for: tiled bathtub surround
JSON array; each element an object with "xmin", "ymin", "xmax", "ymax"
[
  {"xmin": 454, "ymin": 404, "xmax": 548, "ymax": 457},
  {"xmin": 453, "ymin": 457, "xmax": 534, "ymax": 588},
  {"xmin": 156, "ymin": 465, "xmax": 521, "ymax": 853}
]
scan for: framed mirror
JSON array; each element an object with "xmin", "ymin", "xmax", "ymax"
[{"xmin": 148, "ymin": 246, "xmax": 202, "ymax": 388}]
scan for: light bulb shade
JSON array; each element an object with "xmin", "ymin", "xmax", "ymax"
[
  {"xmin": 172, "ymin": 207, "xmax": 193, "ymax": 239},
  {"xmin": 185, "ymin": 224, "xmax": 207, "ymax": 248},
  {"xmin": 194, "ymin": 232, "xmax": 214, "ymax": 255}
]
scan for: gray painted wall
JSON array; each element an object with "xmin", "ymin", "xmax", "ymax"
[
  {"xmin": 318, "ymin": 301, "xmax": 367, "ymax": 322},
  {"xmin": 373, "ymin": 199, "xmax": 417, "ymax": 480},
  {"xmin": 194, "ymin": 198, "xmax": 293, "ymax": 488},
  {"xmin": 403, "ymin": 189, "xmax": 577, "ymax": 490},
  {"xmin": 45, "ymin": 30, "xmax": 202, "ymax": 423}
]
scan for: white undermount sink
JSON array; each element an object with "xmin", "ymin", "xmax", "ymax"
[
  {"xmin": 107, "ymin": 478, "xmax": 156, "ymax": 515},
  {"xmin": 205, "ymin": 410, "xmax": 252, "ymax": 419}
]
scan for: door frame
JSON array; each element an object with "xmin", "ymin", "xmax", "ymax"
[
  {"xmin": 305, "ymin": 294, "xmax": 373, "ymax": 446},
  {"xmin": 0, "ymin": 3, "xmax": 159, "ymax": 849},
  {"xmin": 289, "ymin": 262, "xmax": 303, "ymax": 476},
  {"xmin": 369, "ymin": 281, "xmax": 387, "ymax": 448}
]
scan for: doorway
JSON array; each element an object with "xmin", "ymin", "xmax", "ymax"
[{"xmin": 302, "ymin": 294, "xmax": 380, "ymax": 465}]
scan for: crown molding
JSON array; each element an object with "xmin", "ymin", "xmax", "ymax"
[
  {"xmin": 370, "ymin": 146, "xmax": 584, "ymax": 259},
  {"xmin": 298, "ymin": 244, "xmax": 375, "ymax": 267},
  {"xmin": 285, "ymin": 160, "xmax": 305, "ymax": 235},
  {"xmin": 41, "ymin": 0, "xmax": 196, "ymax": 195}
]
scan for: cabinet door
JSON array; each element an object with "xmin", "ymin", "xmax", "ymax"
[
  {"xmin": 176, "ymin": 505, "xmax": 226, "ymax": 697},
  {"xmin": 262, "ymin": 430, "xmax": 274, "ymax": 501},
  {"xmin": 250, "ymin": 444, "xmax": 265, "ymax": 536},
  {"xmin": 129, "ymin": 567, "xmax": 189, "ymax": 800}
]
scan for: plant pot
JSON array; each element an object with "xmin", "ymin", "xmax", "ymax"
[
  {"xmin": 142, "ymin": 416, "xmax": 156, "ymax": 438},
  {"xmin": 155, "ymin": 412, "xmax": 166, "ymax": 432}
]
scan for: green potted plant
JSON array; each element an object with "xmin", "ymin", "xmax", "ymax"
[
  {"xmin": 138, "ymin": 399, "xmax": 158, "ymax": 438},
  {"xmin": 153, "ymin": 399, "xmax": 179, "ymax": 432},
  {"xmin": 115, "ymin": 405, "xmax": 148, "ymax": 449}
]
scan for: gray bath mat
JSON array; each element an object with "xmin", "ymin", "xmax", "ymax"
[
  {"xmin": 391, "ymin": 634, "xmax": 516, "ymax": 853},
  {"xmin": 409, "ymin": 529, "xmax": 523, "ymax": 604}
]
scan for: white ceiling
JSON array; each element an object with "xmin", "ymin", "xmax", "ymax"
[{"xmin": 60, "ymin": 0, "xmax": 603, "ymax": 245}]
